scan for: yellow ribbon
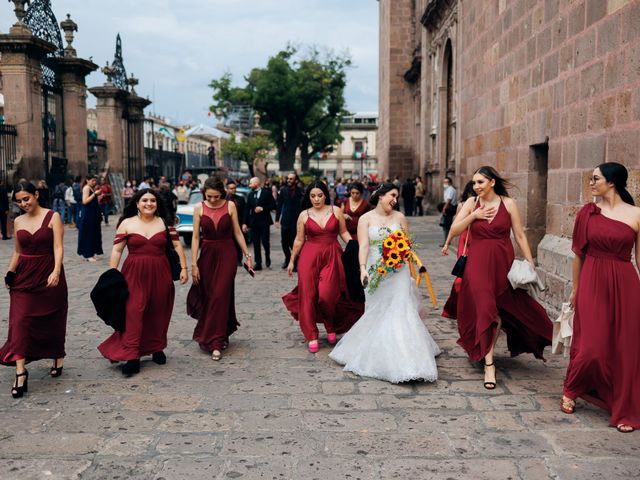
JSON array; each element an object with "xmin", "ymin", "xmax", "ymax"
[{"xmin": 406, "ymin": 251, "xmax": 437, "ymax": 307}]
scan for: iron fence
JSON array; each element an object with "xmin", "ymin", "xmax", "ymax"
[
  {"xmin": 88, "ymin": 138, "xmax": 108, "ymax": 176},
  {"xmin": 0, "ymin": 124, "xmax": 17, "ymax": 186},
  {"xmin": 144, "ymin": 148, "xmax": 184, "ymax": 182}
]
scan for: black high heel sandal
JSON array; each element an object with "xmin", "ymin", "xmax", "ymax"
[
  {"xmin": 122, "ymin": 360, "xmax": 140, "ymax": 377},
  {"xmin": 50, "ymin": 359, "xmax": 63, "ymax": 378},
  {"xmin": 152, "ymin": 351, "xmax": 166, "ymax": 365},
  {"xmin": 11, "ymin": 370, "xmax": 29, "ymax": 398},
  {"xmin": 484, "ymin": 362, "xmax": 497, "ymax": 390}
]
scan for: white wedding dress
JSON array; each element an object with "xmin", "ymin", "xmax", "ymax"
[{"xmin": 329, "ymin": 225, "xmax": 440, "ymax": 383}]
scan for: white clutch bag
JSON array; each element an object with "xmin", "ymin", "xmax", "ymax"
[{"xmin": 551, "ymin": 302, "xmax": 574, "ymax": 357}]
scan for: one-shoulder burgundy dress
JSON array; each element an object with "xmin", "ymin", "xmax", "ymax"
[
  {"xmin": 188, "ymin": 201, "xmax": 239, "ymax": 352},
  {"xmin": 283, "ymin": 213, "xmax": 364, "ymax": 341},
  {"xmin": 0, "ymin": 210, "xmax": 68, "ymax": 365},
  {"xmin": 98, "ymin": 227, "xmax": 178, "ymax": 361},
  {"xmin": 563, "ymin": 203, "xmax": 640, "ymax": 429},
  {"xmin": 456, "ymin": 200, "xmax": 552, "ymax": 362}
]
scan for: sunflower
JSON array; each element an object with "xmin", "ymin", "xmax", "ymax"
[
  {"xmin": 385, "ymin": 258, "xmax": 398, "ymax": 268},
  {"xmin": 396, "ymin": 240, "xmax": 408, "ymax": 251},
  {"xmin": 377, "ymin": 266, "xmax": 387, "ymax": 275},
  {"xmin": 402, "ymin": 250, "xmax": 412, "ymax": 260},
  {"xmin": 383, "ymin": 237, "xmax": 396, "ymax": 249},
  {"xmin": 393, "ymin": 230, "xmax": 405, "ymax": 239},
  {"xmin": 388, "ymin": 250, "xmax": 401, "ymax": 262}
]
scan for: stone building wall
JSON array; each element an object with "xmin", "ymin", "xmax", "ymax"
[{"xmin": 379, "ymin": 0, "xmax": 640, "ymax": 313}]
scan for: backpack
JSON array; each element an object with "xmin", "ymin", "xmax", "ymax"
[
  {"xmin": 72, "ymin": 183, "xmax": 82, "ymax": 202},
  {"xmin": 53, "ymin": 184, "xmax": 67, "ymax": 200}
]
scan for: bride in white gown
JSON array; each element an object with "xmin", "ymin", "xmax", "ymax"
[{"xmin": 329, "ymin": 183, "xmax": 440, "ymax": 383}]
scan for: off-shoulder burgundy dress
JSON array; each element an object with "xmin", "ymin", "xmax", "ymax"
[
  {"xmin": 343, "ymin": 198, "xmax": 371, "ymax": 241},
  {"xmin": 188, "ymin": 201, "xmax": 239, "ymax": 352},
  {"xmin": 98, "ymin": 227, "xmax": 178, "ymax": 361},
  {"xmin": 563, "ymin": 203, "xmax": 640, "ymax": 429},
  {"xmin": 0, "ymin": 210, "xmax": 68, "ymax": 365},
  {"xmin": 283, "ymin": 213, "xmax": 364, "ymax": 341},
  {"xmin": 456, "ymin": 200, "xmax": 552, "ymax": 362}
]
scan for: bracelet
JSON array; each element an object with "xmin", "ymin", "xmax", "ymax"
[
  {"xmin": 181, "ymin": 267, "xmax": 187, "ymax": 270},
  {"xmin": 245, "ymin": 253, "xmax": 252, "ymax": 258}
]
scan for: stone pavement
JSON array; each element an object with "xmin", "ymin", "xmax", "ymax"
[{"xmin": 0, "ymin": 216, "xmax": 637, "ymax": 480}]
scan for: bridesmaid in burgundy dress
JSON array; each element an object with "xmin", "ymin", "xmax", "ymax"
[
  {"xmin": 561, "ymin": 162, "xmax": 640, "ymax": 433},
  {"xmin": 341, "ymin": 182, "xmax": 371, "ymax": 241},
  {"xmin": 441, "ymin": 181, "xmax": 475, "ymax": 319},
  {"xmin": 0, "ymin": 181, "xmax": 67, "ymax": 398},
  {"xmin": 188, "ymin": 177, "xmax": 252, "ymax": 361},
  {"xmin": 98, "ymin": 189, "xmax": 188, "ymax": 376},
  {"xmin": 283, "ymin": 181, "xmax": 364, "ymax": 353},
  {"xmin": 450, "ymin": 166, "xmax": 552, "ymax": 389}
]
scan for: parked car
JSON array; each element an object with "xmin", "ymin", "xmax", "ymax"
[{"xmin": 175, "ymin": 186, "xmax": 250, "ymax": 246}]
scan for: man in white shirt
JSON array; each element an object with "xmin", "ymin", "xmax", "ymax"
[{"xmin": 440, "ymin": 176, "xmax": 457, "ymax": 246}]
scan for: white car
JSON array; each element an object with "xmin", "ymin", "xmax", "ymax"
[{"xmin": 175, "ymin": 187, "xmax": 250, "ymax": 245}]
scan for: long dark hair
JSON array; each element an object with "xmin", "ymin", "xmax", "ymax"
[
  {"xmin": 461, "ymin": 180, "xmax": 476, "ymax": 202},
  {"xmin": 369, "ymin": 182, "xmax": 399, "ymax": 206},
  {"xmin": 302, "ymin": 181, "xmax": 331, "ymax": 210},
  {"xmin": 12, "ymin": 180, "xmax": 37, "ymax": 202},
  {"xmin": 474, "ymin": 166, "xmax": 513, "ymax": 197},
  {"xmin": 202, "ymin": 176, "xmax": 226, "ymax": 197},
  {"xmin": 597, "ymin": 162, "xmax": 635, "ymax": 206},
  {"xmin": 117, "ymin": 188, "xmax": 174, "ymax": 227}
]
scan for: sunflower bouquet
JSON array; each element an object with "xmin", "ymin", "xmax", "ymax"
[{"xmin": 367, "ymin": 228, "xmax": 414, "ymax": 293}]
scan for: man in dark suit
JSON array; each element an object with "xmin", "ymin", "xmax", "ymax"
[
  {"xmin": 275, "ymin": 173, "xmax": 304, "ymax": 269},
  {"xmin": 226, "ymin": 180, "xmax": 247, "ymax": 265},
  {"xmin": 242, "ymin": 177, "xmax": 276, "ymax": 270}
]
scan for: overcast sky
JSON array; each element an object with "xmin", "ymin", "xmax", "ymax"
[{"xmin": 1, "ymin": 0, "xmax": 379, "ymax": 125}]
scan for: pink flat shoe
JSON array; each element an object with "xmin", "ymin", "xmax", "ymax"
[
  {"xmin": 308, "ymin": 341, "xmax": 319, "ymax": 353},
  {"xmin": 327, "ymin": 333, "xmax": 337, "ymax": 345}
]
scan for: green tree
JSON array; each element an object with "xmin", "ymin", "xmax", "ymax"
[
  {"xmin": 221, "ymin": 133, "xmax": 272, "ymax": 177},
  {"xmin": 209, "ymin": 46, "xmax": 351, "ymax": 171}
]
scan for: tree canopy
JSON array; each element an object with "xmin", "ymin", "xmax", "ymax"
[
  {"xmin": 209, "ymin": 46, "xmax": 351, "ymax": 172},
  {"xmin": 221, "ymin": 133, "xmax": 272, "ymax": 178}
]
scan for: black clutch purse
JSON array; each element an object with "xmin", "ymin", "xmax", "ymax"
[
  {"xmin": 451, "ymin": 255, "xmax": 467, "ymax": 277},
  {"xmin": 5, "ymin": 271, "xmax": 16, "ymax": 287},
  {"xmin": 165, "ymin": 228, "xmax": 181, "ymax": 281}
]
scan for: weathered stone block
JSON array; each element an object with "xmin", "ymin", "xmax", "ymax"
[{"xmin": 576, "ymin": 134, "xmax": 606, "ymax": 167}]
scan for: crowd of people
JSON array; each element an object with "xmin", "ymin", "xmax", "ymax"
[{"xmin": 0, "ymin": 162, "xmax": 638, "ymax": 434}]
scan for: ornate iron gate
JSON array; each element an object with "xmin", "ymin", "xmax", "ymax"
[
  {"xmin": 0, "ymin": 125, "xmax": 17, "ymax": 186},
  {"xmin": 25, "ymin": 0, "xmax": 67, "ymax": 182}
]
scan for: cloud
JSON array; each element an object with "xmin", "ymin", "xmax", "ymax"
[{"xmin": 0, "ymin": 0, "xmax": 378, "ymax": 124}]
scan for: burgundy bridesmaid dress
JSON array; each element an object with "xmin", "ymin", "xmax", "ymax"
[
  {"xmin": 456, "ymin": 200, "xmax": 552, "ymax": 362},
  {"xmin": 0, "ymin": 210, "xmax": 68, "ymax": 364},
  {"xmin": 441, "ymin": 229, "xmax": 469, "ymax": 320},
  {"xmin": 563, "ymin": 203, "xmax": 640, "ymax": 428},
  {"xmin": 283, "ymin": 213, "xmax": 364, "ymax": 341},
  {"xmin": 188, "ymin": 201, "xmax": 239, "ymax": 351},
  {"xmin": 344, "ymin": 199, "xmax": 372, "ymax": 241},
  {"xmin": 98, "ymin": 227, "xmax": 177, "ymax": 361}
]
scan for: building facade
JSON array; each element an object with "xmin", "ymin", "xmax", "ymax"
[
  {"xmin": 379, "ymin": 0, "xmax": 640, "ymax": 311},
  {"xmin": 290, "ymin": 112, "xmax": 379, "ymax": 179}
]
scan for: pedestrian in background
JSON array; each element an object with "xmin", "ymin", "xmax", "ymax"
[
  {"xmin": 98, "ymin": 176, "xmax": 113, "ymax": 225},
  {"xmin": 174, "ymin": 180, "xmax": 190, "ymax": 205},
  {"xmin": 276, "ymin": 173, "xmax": 304, "ymax": 269},
  {"xmin": 226, "ymin": 180, "xmax": 247, "ymax": 265},
  {"xmin": 188, "ymin": 178, "xmax": 252, "ymax": 361},
  {"xmin": 77, "ymin": 176, "xmax": 103, "ymax": 262},
  {"xmin": 242, "ymin": 177, "xmax": 276, "ymax": 271},
  {"xmin": 98, "ymin": 189, "xmax": 188, "ymax": 376},
  {"xmin": 36, "ymin": 180, "xmax": 49, "ymax": 208},
  {"xmin": 449, "ymin": 166, "xmax": 552, "ymax": 390},
  {"xmin": 0, "ymin": 181, "xmax": 67, "ymax": 398},
  {"xmin": 401, "ymin": 178, "xmax": 415, "ymax": 216},
  {"xmin": 52, "ymin": 181, "xmax": 68, "ymax": 224},
  {"xmin": 561, "ymin": 162, "xmax": 640, "ymax": 433},
  {"xmin": 70, "ymin": 176, "xmax": 82, "ymax": 226},
  {"xmin": 439, "ymin": 176, "xmax": 457, "ymax": 246},
  {"xmin": 121, "ymin": 180, "xmax": 135, "ymax": 205},
  {"xmin": 415, "ymin": 176, "xmax": 425, "ymax": 216}
]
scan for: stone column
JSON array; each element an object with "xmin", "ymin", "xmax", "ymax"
[
  {"xmin": 0, "ymin": 29, "xmax": 57, "ymax": 180},
  {"xmin": 88, "ymin": 85, "xmax": 128, "ymax": 174},
  {"xmin": 125, "ymin": 93, "xmax": 151, "ymax": 180},
  {"xmin": 55, "ymin": 57, "xmax": 97, "ymax": 176}
]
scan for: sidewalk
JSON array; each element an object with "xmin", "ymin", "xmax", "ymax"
[{"xmin": 0, "ymin": 216, "xmax": 634, "ymax": 479}]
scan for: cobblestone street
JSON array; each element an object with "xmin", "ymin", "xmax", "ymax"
[{"xmin": 0, "ymin": 217, "xmax": 637, "ymax": 480}]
